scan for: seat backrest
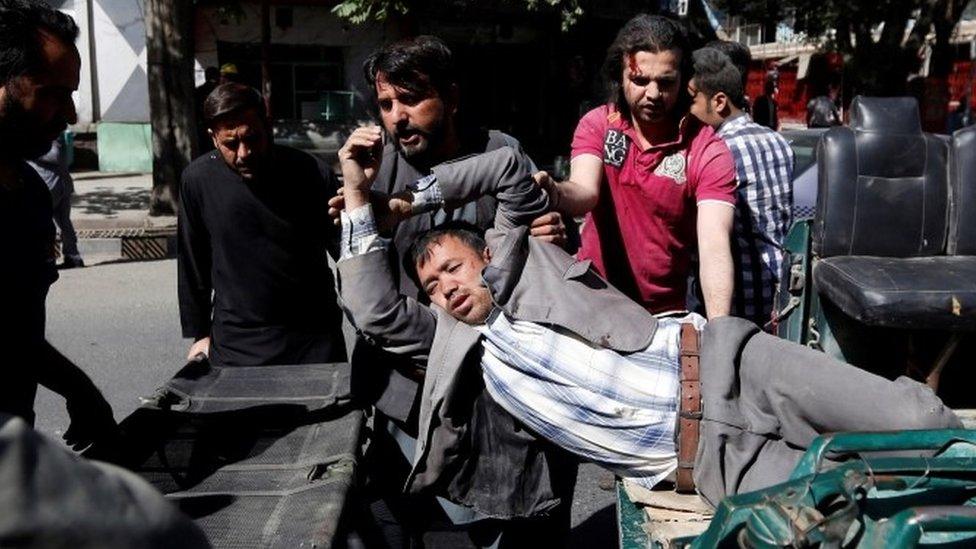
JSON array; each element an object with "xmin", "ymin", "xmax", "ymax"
[
  {"xmin": 813, "ymin": 96, "xmax": 949, "ymax": 258},
  {"xmin": 950, "ymin": 124, "xmax": 976, "ymax": 254}
]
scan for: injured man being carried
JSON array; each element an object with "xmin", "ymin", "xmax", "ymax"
[{"xmin": 334, "ymin": 145, "xmax": 960, "ymax": 507}]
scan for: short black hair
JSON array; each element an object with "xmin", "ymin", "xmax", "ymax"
[
  {"xmin": 203, "ymin": 82, "xmax": 266, "ymax": 128},
  {"xmin": 0, "ymin": 0, "xmax": 79, "ymax": 87},
  {"xmin": 363, "ymin": 35, "xmax": 457, "ymax": 105},
  {"xmin": 603, "ymin": 14, "xmax": 691, "ymax": 119},
  {"xmin": 408, "ymin": 222, "xmax": 487, "ymax": 276},
  {"xmin": 691, "ymin": 47, "xmax": 746, "ymax": 110},
  {"xmin": 705, "ymin": 40, "xmax": 751, "ymax": 105}
]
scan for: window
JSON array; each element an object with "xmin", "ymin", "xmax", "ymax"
[{"xmin": 216, "ymin": 42, "xmax": 344, "ymax": 120}]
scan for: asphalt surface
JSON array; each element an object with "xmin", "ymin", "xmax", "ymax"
[
  {"xmin": 35, "ymin": 259, "xmax": 616, "ymax": 544},
  {"xmin": 36, "ymin": 259, "xmax": 185, "ymax": 437}
]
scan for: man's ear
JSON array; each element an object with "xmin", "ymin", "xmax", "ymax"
[
  {"xmin": 447, "ymin": 83, "xmax": 460, "ymax": 116},
  {"xmin": 482, "ymin": 246, "xmax": 491, "ymax": 263},
  {"xmin": 713, "ymin": 92, "xmax": 730, "ymax": 117},
  {"xmin": 208, "ymin": 128, "xmax": 218, "ymax": 148}
]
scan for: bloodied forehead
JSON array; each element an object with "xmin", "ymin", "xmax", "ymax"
[{"xmin": 626, "ymin": 49, "xmax": 682, "ymax": 79}]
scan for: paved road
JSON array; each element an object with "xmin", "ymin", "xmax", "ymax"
[
  {"xmin": 35, "ymin": 259, "xmax": 615, "ymax": 543},
  {"xmin": 36, "ymin": 259, "xmax": 185, "ymax": 437}
]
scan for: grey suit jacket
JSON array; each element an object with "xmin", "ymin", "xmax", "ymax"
[
  {"xmin": 338, "ymin": 147, "xmax": 659, "ymax": 512},
  {"xmin": 352, "ymin": 131, "xmax": 534, "ymax": 424}
]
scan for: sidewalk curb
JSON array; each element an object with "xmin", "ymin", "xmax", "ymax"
[
  {"xmin": 76, "ymin": 226, "xmax": 176, "ymax": 266},
  {"xmin": 72, "ymin": 171, "xmax": 149, "ymax": 181}
]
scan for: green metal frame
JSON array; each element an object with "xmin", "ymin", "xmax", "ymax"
[
  {"xmin": 774, "ymin": 219, "xmax": 814, "ymax": 345},
  {"xmin": 874, "ymin": 506, "xmax": 976, "ymax": 546},
  {"xmin": 774, "ymin": 218, "xmax": 861, "ymax": 364},
  {"xmin": 689, "ymin": 429, "xmax": 976, "ymax": 548},
  {"xmin": 790, "ymin": 429, "xmax": 976, "ymax": 480},
  {"xmin": 617, "ymin": 483, "xmax": 651, "ymax": 548},
  {"xmin": 618, "ymin": 430, "xmax": 976, "ymax": 548}
]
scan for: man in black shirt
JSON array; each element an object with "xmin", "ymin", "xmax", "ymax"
[
  {"xmin": 753, "ymin": 74, "xmax": 779, "ymax": 130},
  {"xmin": 178, "ymin": 83, "xmax": 345, "ymax": 366},
  {"xmin": 807, "ymin": 80, "xmax": 842, "ymax": 128},
  {"xmin": 0, "ymin": 0, "xmax": 116, "ymax": 447},
  {"xmin": 0, "ymin": 6, "xmax": 211, "ymax": 544}
]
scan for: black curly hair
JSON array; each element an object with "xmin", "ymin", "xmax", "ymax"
[
  {"xmin": 363, "ymin": 35, "xmax": 457, "ymax": 106},
  {"xmin": 603, "ymin": 14, "xmax": 692, "ymax": 121}
]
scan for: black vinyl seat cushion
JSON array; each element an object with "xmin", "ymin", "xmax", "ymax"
[{"xmin": 814, "ymin": 256, "xmax": 976, "ymax": 330}]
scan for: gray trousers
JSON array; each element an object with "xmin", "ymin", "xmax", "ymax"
[
  {"xmin": 693, "ymin": 316, "xmax": 961, "ymax": 507},
  {"xmin": 52, "ymin": 183, "xmax": 79, "ymax": 259}
]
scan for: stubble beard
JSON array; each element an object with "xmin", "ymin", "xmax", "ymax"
[
  {"xmin": 392, "ymin": 123, "xmax": 446, "ymax": 167},
  {"xmin": 0, "ymin": 91, "xmax": 53, "ymax": 161}
]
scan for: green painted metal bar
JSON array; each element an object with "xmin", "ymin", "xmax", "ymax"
[
  {"xmin": 874, "ymin": 506, "xmax": 976, "ymax": 547},
  {"xmin": 693, "ymin": 454, "xmax": 976, "ymax": 548},
  {"xmin": 617, "ymin": 482, "xmax": 648, "ymax": 549},
  {"xmin": 774, "ymin": 219, "xmax": 812, "ymax": 343},
  {"xmin": 791, "ymin": 429, "xmax": 976, "ymax": 480}
]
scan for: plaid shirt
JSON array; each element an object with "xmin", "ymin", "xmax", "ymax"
[
  {"xmin": 717, "ymin": 114, "xmax": 794, "ymax": 325},
  {"xmin": 477, "ymin": 312, "xmax": 705, "ymax": 490}
]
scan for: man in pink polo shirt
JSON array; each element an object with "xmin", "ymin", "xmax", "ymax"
[{"xmin": 537, "ymin": 14, "xmax": 736, "ymax": 317}]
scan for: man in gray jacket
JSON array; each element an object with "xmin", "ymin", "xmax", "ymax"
[
  {"xmin": 333, "ymin": 36, "xmax": 576, "ymax": 546},
  {"xmin": 336, "ymin": 140, "xmax": 960, "ymax": 509}
]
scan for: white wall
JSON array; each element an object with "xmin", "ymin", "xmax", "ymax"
[
  {"xmin": 60, "ymin": 0, "xmax": 149, "ymax": 127},
  {"xmin": 54, "ymin": 0, "xmax": 94, "ymax": 128},
  {"xmin": 91, "ymin": 0, "xmax": 148, "ymax": 122}
]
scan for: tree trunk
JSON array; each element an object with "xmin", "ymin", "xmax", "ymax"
[
  {"xmin": 686, "ymin": 0, "xmax": 718, "ymax": 44},
  {"xmin": 909, "ymin": 0, "xmax": 967, "ymax": 80},
  {"xmin": 145, "ymin": 0, "xmax": 197, "ymax": 216},
  {"xmin": 260, "ymin": 0, "xmax": 272, "ymax": 118},
  {"xmin": 929, "ymin": 0, "xmax": 966, "ymax": 79}
]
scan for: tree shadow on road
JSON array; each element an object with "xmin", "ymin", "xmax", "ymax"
[{"xmin": 72, "ymin": 186, "xmax": 149, "ymax": 215}]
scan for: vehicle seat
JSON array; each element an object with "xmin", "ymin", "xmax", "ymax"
[
  {"xmin": 812, "ymin": 96, "xmax": 976, "ymax": 330},
  {"xmin": 950, "ymin": 124, "xmax": 976, "ymax": 255}
]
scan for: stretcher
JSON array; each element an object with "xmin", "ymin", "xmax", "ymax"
[{"xmin": 86, "ymin": 359, "xmax": 364, "ymax": 548}]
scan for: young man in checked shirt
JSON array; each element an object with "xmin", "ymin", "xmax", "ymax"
[
  {"xmin": 335, "ymin": 132, "xmax": 959, "ymax": 509},
  {"xmin": 687, "ymin": 46, "xmax": 795, "ymax": 326}
]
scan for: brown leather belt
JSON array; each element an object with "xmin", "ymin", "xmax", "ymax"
[{"xmin": 676, "ymin": 323, "xmax": 701, "ymax": 493}]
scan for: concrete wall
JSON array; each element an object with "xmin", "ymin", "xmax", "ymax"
[
  {"xmin": 57, "ymin": 0, "xmax": 151, "ymax": 172},
  {"xmin": 96, "ymin": 122, "xmax": 152, "ymax": 172},
  {"xmin": 92, "ymin": 0, "xmax": 149, "ymax": 123},
  {"xmin": 90, "ymin": 0, "xmax": 151, "ymax": 172},
  {"xmin": 60, "ymin": 0, "xmax": 150, "ymax": 126},
  {"xmin": 51, "ymin": 0, "xmax": 95, "ymax": 127}
]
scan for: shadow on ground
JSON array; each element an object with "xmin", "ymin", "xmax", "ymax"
[
  {"xmin": 569, "ymin": 503, "xmax": 616, "ymax": 548},
  {"xmin": 73, "ymin": 186, "xmax": 149, "ymax": 215}
]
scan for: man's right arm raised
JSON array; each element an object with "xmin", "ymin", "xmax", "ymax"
[{"xmin": 335, "ymin": 126, "xmax": 436, "ymax": 365}]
